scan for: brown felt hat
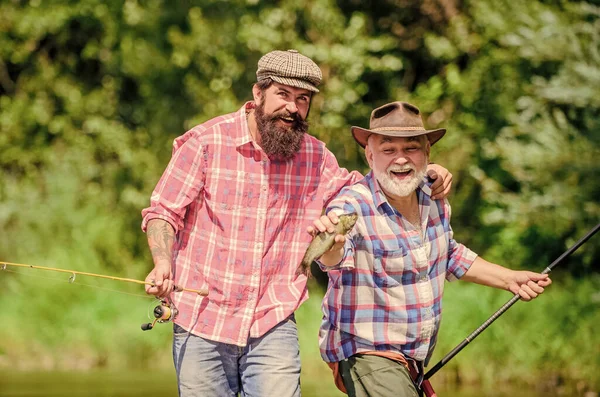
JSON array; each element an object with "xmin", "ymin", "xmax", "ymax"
[
  {"xmin": 351, "ymin": 101, "xmax": 446, "ymax": 148},
  {"xmin": 256, "ymin": 49, "xmax": 322, "ymax": 93}
]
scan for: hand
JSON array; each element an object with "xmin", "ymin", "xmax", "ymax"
[
  {"xmin": 145, "ymin": 264, "xmax": 174, "ymax": 299},
  {"xmin": 306, "ymin": 212, "xmax": 346, "ymax": 267},
  {"xmin": 307, "ymin": 212, "xmax": 339, "ymax": 235},
  {"xmin": 507, "ymin": 271, "xmax": 552, "ymax": 301},
  {"xmin": 427, "ymin": 164, "xmax": 453, "ymax": 200}
]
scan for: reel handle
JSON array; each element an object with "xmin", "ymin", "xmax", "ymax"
[{"xmin": 141, "ymin": 322, "xmax": 155, "ymax": 331}]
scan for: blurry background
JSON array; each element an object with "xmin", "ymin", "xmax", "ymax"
[{"xmin": 0, "ymin": 0, "xmax": 598, "ymax": 396}]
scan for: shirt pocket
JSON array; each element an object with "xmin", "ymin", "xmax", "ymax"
[
  {"xmin": 206, "ymin": 170, "xmax": 257, "ymax": 211},
  {"xmin": 373, "ymin": 248, "xmax": 407, "ymax": 274}
]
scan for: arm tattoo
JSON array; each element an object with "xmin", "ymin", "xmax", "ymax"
[{"xmin": 147, "ymin": 220, "xmax": 175, "ymax": 265}]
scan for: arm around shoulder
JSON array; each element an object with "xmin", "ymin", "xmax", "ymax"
[{"xmin": 427, "ymin": 163, "xmax": 452, "ymax": 200}]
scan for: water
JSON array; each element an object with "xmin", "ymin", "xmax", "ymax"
[
  {"xmin": 0, "ymin": 371, "xmax": 179, "ymax": 397},
  {"xmin": 0, "ymin": 370, "xmax": 584, "ymax": 397}
]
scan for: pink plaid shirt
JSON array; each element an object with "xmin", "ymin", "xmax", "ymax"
[{"xmin": 142, "ymin": 102, "xmax": 361, "ymax": 346}]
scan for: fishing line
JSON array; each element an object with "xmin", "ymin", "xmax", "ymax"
[{"xmin": 3, "ymin": 267, "xmax": 154, "ymax": 299}]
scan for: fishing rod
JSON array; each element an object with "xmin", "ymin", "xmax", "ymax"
[
  {"xmin": 423, "ymin": 221, "xmax": 600, "ymax": 382},
  {"xmin": 1, "ymin": 260, "xmax": 209, "ymax": 331},
  {"xmin": 1, "ymin": 261, "xmax": 208, "ymax": 295}
]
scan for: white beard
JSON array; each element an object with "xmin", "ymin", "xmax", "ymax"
[{"xmin": 374, "ymin": 163, "xmax": 427, "ymax": 197}]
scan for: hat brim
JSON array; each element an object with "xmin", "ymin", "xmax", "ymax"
[
  {"xmin": 351, "ymin": 126, "xmax": 446, "ymax": 148},
  {"xmin": 270, "ymin": 75, "xmax": 319, "ymax": 93}
]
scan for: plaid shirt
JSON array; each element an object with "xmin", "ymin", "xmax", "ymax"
[
  {"xmin": 319, "ymin": 171, "xmax": 478, "ymax": 364},
  {"xmin": 142, "ymin": 102, "xmax": 360, "ymax": 346}
]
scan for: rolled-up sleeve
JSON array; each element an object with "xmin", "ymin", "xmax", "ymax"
[
  {"xmin": 446, "ymin": 237, "xmax": 478, "ymax": 281},
  {"xmin": 141, "ymin": 133, "xmax": 205, "ymax": 233}
]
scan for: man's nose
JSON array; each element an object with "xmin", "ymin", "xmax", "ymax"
[
  {"xmin": 285, "ymin": 101, "xmax": 298, "ymax": 114},
  {"xmin": 394, "ymin": 156, "xmax": 409, "ymax": 165}
]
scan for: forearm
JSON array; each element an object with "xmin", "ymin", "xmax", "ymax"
[
  {"xmin": 461, "ymin": 257, "xmax": 511, "ymax": 291},
  {"xmin": 146, "ymin": 219, "xmax": 176, "ymax": 268}
]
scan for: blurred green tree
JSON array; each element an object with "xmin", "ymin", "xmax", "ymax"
[{"xmin": 0, "ymin": 0, "xmax": 598, "ymax": 390}]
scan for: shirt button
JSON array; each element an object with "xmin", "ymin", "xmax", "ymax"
[
  {"xmin": 261, "ymin": 185, "xmax": 267, "ymax": 191},
  {"xmin": 420, "ymin": 275, "xmax": 429, "ymax": 282}
]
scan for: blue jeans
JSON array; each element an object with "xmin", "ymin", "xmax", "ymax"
[{"xmin": 173, "ymin": 315, "xmax": 301, "ymax": 397}]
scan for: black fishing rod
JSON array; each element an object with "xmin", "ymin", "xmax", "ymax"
[{"xmin": 424, "ymin": 221, "xmax": 600, "ymax": 381}]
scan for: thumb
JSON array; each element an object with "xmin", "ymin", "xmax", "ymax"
[
  {"xmin": 527, "ymin": 272, "xmax": 549, "ymax": 281},
  {"xmin": 427, "ymin": 169, "xmax": 438, "ymax": 179},
  {"xmin": 329, "ymin": 235, "xmax": 345, "ymax": 251},
  {"xmin": 155, "ymin": 266, "xmax": 171, "ymax": 286}
]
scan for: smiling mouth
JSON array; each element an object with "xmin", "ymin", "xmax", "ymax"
[
  {"xmin": 279, "ymin": 116, "xmax": 295, "ymax": 124},
  {"xmin": 390, "ymin": 170, "xmax": 413, "ymax": 178}
]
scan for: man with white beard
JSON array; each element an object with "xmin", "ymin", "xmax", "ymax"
[{"xmin": 308, "ymin": 101, "xmax": 552, "ymax": 397}]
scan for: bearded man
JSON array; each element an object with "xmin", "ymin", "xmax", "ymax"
[
  {"xmin": 308, "ymin": 101, "xmax": 551, "ymax": 397},
  {"xmin": 141, "ymin": 51, "xmax": 454, "ymax": 397}
]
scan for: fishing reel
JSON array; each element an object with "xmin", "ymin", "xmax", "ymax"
[{"xmin": 141, "ymin": 299, "xmax": 178, "ymax": 331}]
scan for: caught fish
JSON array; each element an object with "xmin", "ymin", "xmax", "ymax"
[{"xmin": 297, "ymin": 213, "xmax": 358, "ymax": 277}]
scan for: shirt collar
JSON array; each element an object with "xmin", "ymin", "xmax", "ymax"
[{"xmin": 235, "ymin": 101, "xmax": 257, "ymax": 148}]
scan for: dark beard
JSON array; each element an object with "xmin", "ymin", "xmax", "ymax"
[{"xmin": 254, "ymin": 101, "xmax": 309, "ymax": 161}]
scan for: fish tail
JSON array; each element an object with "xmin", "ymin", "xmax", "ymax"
[{"xmin": 296, "ymin": 259, "xmax": 313, "ymax": 278}]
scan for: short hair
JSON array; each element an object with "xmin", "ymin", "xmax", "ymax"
[{"xmin": 256, "ymin": 78, "xmax": 274, "ymax": 92}]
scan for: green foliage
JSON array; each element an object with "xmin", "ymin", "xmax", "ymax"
[
  {"xmin": 0, "ymin": 0, "xmax": 598, "ymax": 393},
  {"xmin": 419, "ymin": 0, "xmax": 600, "ymax": 273}
]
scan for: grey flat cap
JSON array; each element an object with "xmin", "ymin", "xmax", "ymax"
[{"xmin": 256, "ymin": 49, "xmax": 322, "ymax": 93}]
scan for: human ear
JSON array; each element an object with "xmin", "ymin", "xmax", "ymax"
[
  {"xmin": 252, "ymin": 84, "xmax": 263, "ymax": 104},
  {"xmin": 365, "ymin": 145, "xmax": 374, "ymax": 168}
]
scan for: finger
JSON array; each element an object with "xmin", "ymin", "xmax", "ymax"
[
  {"xmin": 520, "ymin": 285, "xmax": 538, "ymax": 300},
  {"xmin": 157, "ymin": 280, "xmax": 173, "ymax": 299},
  {"xmin": 153, "ymin": 270, "xmax": 167, "ymax": 287},
  {"xmin": 508, "ymin": 284, "xmax": 521, "ymax": 296},
  {"xmin": 427, "ymin": 169, "xmax": 438, "ymax": 180},
  {"xmin": 537, "ymin": 278, "xmax": 552, "ymax": 287},
  {"xmin": 320, "ymin": 215, "xmax": 336, "ymax": 233},
  {"xmin": 442, "ymin": 173, "xmax": 453, "ymax": 196},
  {"xmin": 327, "ymin": 212, "xmax": 340, "ymax": 224},
  {"xmin": 145, "ymin": 272, "xmax": 157, "ymax": 294},
  {"xmin": 330, "ymin": 234, "xmax": 346, "ymax": 249},
  {"xmin": 308, "ymin": 225, "xmax": 323, "ymax": 236},
  {"xmin": 430, "ymin": 177, "xmax": 443, "ymax": 199},
  {"xmin": 146, "ymin": 284, "xmax": 161, "ymax": 297},
  {"xmin": 528, "ymin": 272, "xmax": 549, "ymax": 281},
  {"xmin": 518, "ymin": 288, "xmax": 533, "ymax": 301},
  {"xmin": 313, "ymin": 219, "xmax": 328, "ymax": 233},
  {"xmin": 528, "ymin": 280, "xmax": 545, "ymax": 294}
]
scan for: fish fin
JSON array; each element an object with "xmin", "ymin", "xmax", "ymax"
[{"xmin": 295, "ymin": 261, "xmax": 313, "ymax": 278}]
